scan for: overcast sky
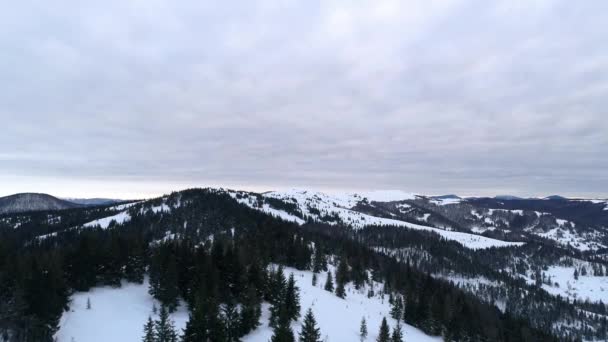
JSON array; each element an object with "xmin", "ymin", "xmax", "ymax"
[{"xmin": 1, "ymin": 0, "xmax": 607, "ymax": 199}]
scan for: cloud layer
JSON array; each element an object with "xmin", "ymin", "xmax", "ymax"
[{"xmin": 1, "ymin": 0, "xmax": 607, "ymax": 198}]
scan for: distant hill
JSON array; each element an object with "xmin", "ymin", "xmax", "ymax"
[
  {"xmin": 63, "ymin": 198, "xmax": 122, "ymax": 206},
  {"xmin": 544, "ymin": 195, "xmax": 568, "ymax": 200},
  {"xmin": 0, "ymin": 193, "xmax": 81, "ymax": 214},
  {"xmin": 494, "ymin": 195, "xmax": 524, "ymax": 200}
]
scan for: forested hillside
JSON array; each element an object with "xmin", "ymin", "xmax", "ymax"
[{"xmin": 0, "ymin": 188, "xmax": 605, "ymax": 341}]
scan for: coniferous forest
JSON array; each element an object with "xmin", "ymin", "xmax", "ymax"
[{"xmin": 0, "ymin": 189, "xmax": 603, "ymax": 341}]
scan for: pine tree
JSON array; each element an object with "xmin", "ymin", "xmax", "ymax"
[
  {"xmin": 312, "ymin": 273, "xmax": 318, "ymax": 287},
  {"xmin": 324, "ymin": 271, "xmax": 334, "ymax": 292},
  {"xmin": 239, "ymin": 285, "xmax": 262, "ymax": 336},
  {"xmin": 335, "ymin": 259, "xmax": 349, "ymax": 299},
  {"xmin": 359, "ymin": 317, "xmax": 368, "ymax": 342},
  {"xmin": 391, "ymin": 322, "xmax": 403, "ymax": 342},
  {"xmin": 390, "ymin": 296, "xmax": 403, "ymax": 322},
  {"xmin": 312, "ymin": 245, "xmax": 327, "ymax": 273},
  {"xmin": 222, "ymin": 299, "xmax": 240, "ymax": 341},
  {"xmin": 335, "ymin": 276, "xmax": 346, "ymax": 298},
  {"xmin": 86, "ymin": 297, "xmax": 91, "ymax": 310},
  {"xmin": 155, "ymin": 305, "xmax": 178, "ymax": 342},
  {"xmin": 142, "ymin": 316, "xmax": 155, "ymax": 342},
  {"xmin": 377, "ymin": 317, "xmax": 390, "ymax": 342},
  {"xmin": 298, "ymin": 308, "xmax": 322, "ymax": 342},
  {"xmin": 285, "ymin": 273, "xmax": 301, "ymax": 321},
  {"xmin": 271, "ymin": 311, "xmax": 296, "ymax": 342}
]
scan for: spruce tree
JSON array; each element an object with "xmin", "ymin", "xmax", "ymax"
[
  {"xmin": 312, "ymin": 273, "xmax": 317, "ymax": 287},
  {"xmin": 155, "ymin": 305, "xmax": 178, "ymax": 342},
  {"xmin": 239, "ymin": 285, "xmax": 262, "ymax": 336},
  {"xmin": 142, "ymin": 316, "xmax": 155, "ymax": 342},
  {"xmin": 271, "ymin": 310, "xmax": 296, "ymax": 342},
  {"xmin": 182, "ymin": 293, "xmax": 207, "ymax": 342},
  {"xmin": 285, "ymin": 273, "xmax": 301, "ymax": 321},
  {"xmin": 335, "ymin": 259, "xmax": 349, "ymax": 298},
  {"xmin": 359, "ymin": 317, "xmax": 368, "ymax": 342},
  {"xmin": 390, "ymin": 296, "xmax": 403, "ymax": 322},
  {"xmin": 299, "ymin": 308, "xmax": 322, "ymax": 342},
  {"xmin": 222, "ymin": 299, "xmax": 240, "ymax": 341},
  {"xmin": 324, "ymin": 271, "xmax": 334, "ymax": 292},
  {"xmin": 377, "ymin": 317, "xmax": 390, "ymax": 342},
  {"xmin": 335, "ymin": 275, "xmax": 346, "ymax": 298},
  {"xmin": 391, "ymin": 322, "xmax": 403, "ymax": 342},
  {"xmin": 312, "ymin": 245, "xmax": 327, "ymax": 273}
]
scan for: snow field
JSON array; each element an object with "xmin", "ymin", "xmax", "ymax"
[{"xmin": 56, "ymin": 267, "xmax": 441, "ymax": 342}]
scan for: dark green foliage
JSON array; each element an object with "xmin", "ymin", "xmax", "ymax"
[
  {"xmin": 377, "ymin": 317, "xmax": 390, "ymax": 342},
  {"xmin": 324, "ymin": 271, "xmax": 334, "ymax": 292},
  {"xmin": 149, "ymin": 245, "xmax": 180, "ymax": 312},
  {"xmin": 154, "ymin": 305, "xmax": 178, "ymax": 342},
  {"xmin": 142, "ymin": 316, "xmax": 155, "ymax": 342},
  {"xmin": 298, "ymin": 308, "xmax": 322, "ymax": 342},
  {"xmin": 391, "ymin": 323, "xmax": 403, "ymax": 342},
  {"xmin": 390, "ymin": 295, "xmax": 403, "ymax": 322},
  {"xmin": 359, "ymin": 317, "xmax": 368, "ymax": 342},
  {"xmin": 335, "ymin": 258, "xmax": 349, "ymax": 298},
  {"xmin": 285, "ymin": 273, "xmax": 301, "ymax": 321},
  {"xmin": 271, "ymin": 313, "xmax": 295, "ymax": 342}
]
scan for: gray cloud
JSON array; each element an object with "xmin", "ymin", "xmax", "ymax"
[{"xmin": 1, "ymin": 0, "xmax": 607, "ymax": 198}]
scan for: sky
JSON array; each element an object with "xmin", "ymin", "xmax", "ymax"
[{"xmin": 1, "ymin": 0, "xmax": 607, "ymax": 199}]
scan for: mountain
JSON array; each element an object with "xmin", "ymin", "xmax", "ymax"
[
  {"xmin": 1, "ymin": 187, "xmax": 607, "ymax": 341},
  {"xmin": 0, "ymin": 193, "xmax": 81, "ymax": 214},
  {"xmin": 63, "ymin": 198, "xmax": 123, "ymax": 206},
  {"xmin": 494, "ymin": 195, "xmax": 524, "ymax": 200},
  {"xmin": 544, "ymin": 195, "xmax": 568, "ymax": 200}
]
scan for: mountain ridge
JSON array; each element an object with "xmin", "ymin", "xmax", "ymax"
[{"xmin": 0, "ymin": 192, "xmax": 81, "ymax": 214}]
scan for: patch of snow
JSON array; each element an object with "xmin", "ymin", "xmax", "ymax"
[
  {"xmin": 83, "ymin": 211, "xmax": 131, "ymax": 229},
  {"xmin": 541, "ymin": 266, "xmax": 608, "ymax": 304},
  {"xmin": 532, "ymin": 227, "xmax": 606, "ymax": 252},
  {"xmin": 430, "ymin": 198, "xmax": 461, "ymax": 206},
  {"xmin": 55, "ymin": 278, "xmax": 189, "ymax": 342}
]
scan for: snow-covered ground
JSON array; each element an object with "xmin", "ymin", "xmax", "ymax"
[
  {"xmin": 229, "ymin": 189, "xmax": 524, "ymax": 250},
  {"xmin": 540, "ymin": 266, "xmax": 608, "ymax": 303},
  {"xmin": 55, "ymin": 267, "xmax": 441, "ymax": 342},
  {"xmin": 55, "ymin": 278, "xmax": 189, "ymax": 342},
  {"xmin": 83, "ymin": 211, "xmax": 131, "ymax": 229},
  {"xmin": 532, "ymin": 227, "xmax": 606, "ymax": 252}
]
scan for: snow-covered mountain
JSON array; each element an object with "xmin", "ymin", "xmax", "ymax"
[
  {"xmin": 62, "ymin": 197, "xmax": 123, "ymax": 206},
  {"xmin": 3, "ymin": 187, "xmax": 608, "ymax": 341},
  {"xmin": 0, "ymin": 193, "xmax": 80, "ymax": 214}
]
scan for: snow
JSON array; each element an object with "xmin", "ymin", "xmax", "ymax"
[
  {"xmin": 244, "ymin": 267, "xmax": 441, "ymax": 342},
  {"xmin": 228, "ymin": 192, "xmax": 305, "ymax": 224},
  {"xmin": 83, "ymin": 211, "xmax": 131, "ymax": 229},
  {"xmin": 419, "ymin": 213, "xmax": 431, "ymax": 222},
  {"xmin": 230, "ymin": 189, "xmax": 524, "ymax": 250},
  {"xmin": 533, "ymin": 227, "xmax": 606, "ymax": 252},
  {"xmin": 56, "ymin": 267, "xmax": 441, "ymax": 342},
  {"xmin": 151, "ymin": 203, "xmax": 171, "ymax": 213},
  {"xmin": 55, "ymin": 278, "xmax": 189, "ymax": 342},
  {"xmin": 540, "ymin": 266, "xmax": 608, "ymax": 304},
  {"xmin": 430, "ymin": 198, "xmax": 462, "ymax": 206},
  {"xmin": 354, "ymin": 190, "xmax": 418, "ymax": 202},
  {"xmin": 107, "ymin": 201, "xmax": 142, "ymax": 211}
]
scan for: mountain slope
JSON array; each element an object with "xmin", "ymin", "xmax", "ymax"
[{"xmin": 0, "ymin": 193, "xmax": 80, "ymax": 214}]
